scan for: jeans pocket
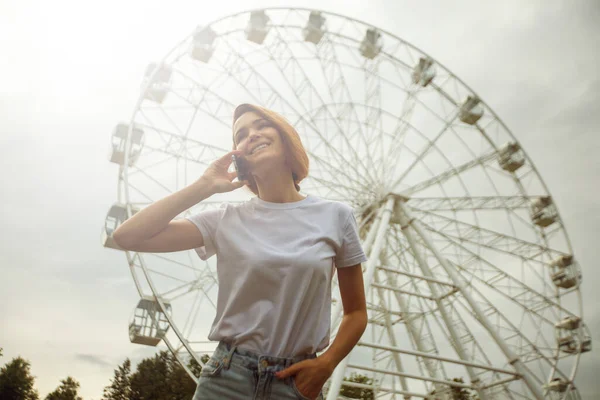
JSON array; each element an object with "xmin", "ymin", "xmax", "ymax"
[
  {"xmin": 199, "ymin": 355, "xmax": 224, "ymax": 378},
  {"xmin": 290, "ymin": 376, "xmax": 312, "ymax": 400}
]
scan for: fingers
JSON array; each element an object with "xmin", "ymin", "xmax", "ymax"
[{"xmin": 215, "ymin": 150, "xmax": 244, "ymax": 167}]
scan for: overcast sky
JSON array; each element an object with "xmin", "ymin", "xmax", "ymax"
[{"xmin": 1, "ymin": 0, "xmax": 598, "ymax": 398}]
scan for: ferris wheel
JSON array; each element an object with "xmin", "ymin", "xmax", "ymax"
[{"xmin": 102, "ymin": 7, "xmax": 592, "ymax": 400}]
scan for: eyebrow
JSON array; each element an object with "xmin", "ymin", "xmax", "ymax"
[{"xmin": 234, "ymin": 118, "xmax": 267, "ymax": 142}]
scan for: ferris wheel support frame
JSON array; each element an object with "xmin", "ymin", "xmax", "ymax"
[
  {"xmin": 390, "ymin": 196, "xmax": 490, "ymax": 400},
  {"xmin": 396, "ymin": 199, "xmax": 546, "ymax": 400},
  {"xmin": 377, "ymin": 251, "xmax": 449, "ymax": 395},
  {"xmin": 326, "ymin": 197, "xmax": 394, "ymax": 399}
]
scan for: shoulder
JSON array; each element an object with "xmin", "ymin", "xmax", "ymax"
[{"xmin": 306, "ymin": 195, "xmax": 354, "ymax": 220}]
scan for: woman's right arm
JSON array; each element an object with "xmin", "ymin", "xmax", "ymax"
[{"xmin": 112, "ymin": 150, "xmax": 247, "ymax": 253}]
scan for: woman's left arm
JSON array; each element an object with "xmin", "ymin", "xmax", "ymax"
[
  {"xmin": 275, "ymin": 263, "xmax": 367, "ymax": 398},
  {"xmin": 318, "ymin": 263, "xmax": 368, "ymax": 372}
]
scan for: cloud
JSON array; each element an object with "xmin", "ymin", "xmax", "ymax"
[{"xmin": 74, "ymin": 354, "xmax": 113, "ymax": 368}]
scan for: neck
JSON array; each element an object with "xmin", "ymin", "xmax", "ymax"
[{"xmin": 252, "ymin": 168, "xmax": 305, "ymax": 203}]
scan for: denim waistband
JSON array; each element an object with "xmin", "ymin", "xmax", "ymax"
[{"xmin": 213, "ymin": 340, "xmax": 318, "ymax": 372}]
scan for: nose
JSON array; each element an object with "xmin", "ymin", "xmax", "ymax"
[{"xmin": 246, "ymin": 129, "xmax": 263, "ymax": 145}]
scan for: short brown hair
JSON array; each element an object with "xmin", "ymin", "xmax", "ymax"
[{"xmin": 232, "ymin": 104, "xmax": 309, "ymax": 195}]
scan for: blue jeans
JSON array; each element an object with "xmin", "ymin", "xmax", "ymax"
[{"xmin": 192, "ymin": 340, "xmax": 325, "ymax": 400}]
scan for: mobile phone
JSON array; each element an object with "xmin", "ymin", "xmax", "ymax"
[{"xmin": 232, "ymin": 154, "xmax": 249, "ymax": 181}]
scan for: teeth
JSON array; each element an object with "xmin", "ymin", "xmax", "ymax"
[{"xmin": 251, "ymin": 144, "xmax": 269, "ymax": 154}]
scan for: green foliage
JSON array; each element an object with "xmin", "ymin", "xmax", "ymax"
[
  {"xmin": 339, "ymin": 372, "xmax": 375, "ymax": 400},
  {"xmin": 102, "ymin": 351, "xmax": 210, "ymax": 400},
  {"xmin": 101, "ymin": 359, "xmax": 132, "ymax": 400},
  {"xmin": 0, "ymin": 356, "xmax": 40, "ymax": 400},
  {"xmin": 429, "ymin": 377, "xmax": 479, "ymax": 400},
  {"xmin": 44, "ymin": 377, "xmax": 82, "ymax": 400},
  {"xmin": 130, "ymin": 351, "xmax": 171, "ymax": 400},
  {"xmin": 448, "ymin": 378, "xmax": 478, "ymax": 400}
]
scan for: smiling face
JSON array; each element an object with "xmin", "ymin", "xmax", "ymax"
[{"xmin": 233, "ymin": 111, "xmax": 287, "ymax": 169}]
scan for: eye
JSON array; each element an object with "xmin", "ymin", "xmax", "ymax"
[
  {"xmin": 258, "ymin": 121, "xmax": 271, "ymax": 130},
  {"xmin": 236, "ymin": 132, "xmax": 247, "ymax": 143}
]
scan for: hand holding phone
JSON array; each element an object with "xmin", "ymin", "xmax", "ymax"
[
  {"xmin": 198, "ymin": 150, "xmax": 248, "ymax": 194},
  {"xmin": 232, "ymin": 154, "xmax": 250, "ymax": 182}
]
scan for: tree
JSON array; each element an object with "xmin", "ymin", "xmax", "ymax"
[
  {"xmin": 103, "ymin": 351, "xmax": 210, "ymax": 400},
  {"xmin": 448, "ymin": 378, "xmax": 477, "ymax": 400},
  {"xmin": 165, "ymin": 352, "xmax": 207, "ymax": 399},
  {"xmin": 339, "ymin": 372, "xmax": 375, "ymax": 400},
  {"xmin": 45, "ymin": 377, "xmax": 82, "ymax": 400},
  {"xmin": 102, "ymin": 359, "xmax": 132, "ymax": 400},
  {"xmin": 0, "ymin": 356, "xmax": 40, "ymax": 400},
  {"xmin": 429, "ymin": 377, "xmax": 479, "ymax": 400}
]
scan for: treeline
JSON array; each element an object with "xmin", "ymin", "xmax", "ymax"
[
  {"xmin": 0, "ymin": 346, "xmax": 476, "ymax": 400},
  {"xmin": 0, "ymin": 347, "xmax": 205, "ymax": 400}
]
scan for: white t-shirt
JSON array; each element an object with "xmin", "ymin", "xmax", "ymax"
[{"xmin": 185, "ymin": 194, "xmax": 367, "ymax": 357}]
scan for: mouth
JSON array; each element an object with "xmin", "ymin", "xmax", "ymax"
[{"xmin": 249, "ymin": 143, "xmax": 270, "ymax": 156}]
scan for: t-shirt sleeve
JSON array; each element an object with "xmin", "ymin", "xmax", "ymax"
[
  {"xmin": 185, "ymin": 205, "xmax": 226, "ymax": 260},
  {"xmin": 335, "ymin": 207, "xmax": 368, "ymax": 268}
]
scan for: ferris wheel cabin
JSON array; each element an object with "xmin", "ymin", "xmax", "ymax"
[
  {"xmin": 142, "ymin": 63, "xmax": 172, "ymax": 104},
  {"xmin": 412, "ymin": 57, "xmax": 436, "ymax": 87},
  {"xmin": 246, "ymin": 10, "xmax": 270, "ymax": 44},
  {"xmin": 129, "ymin": 296, "xmax": 172, "ymax": 346},
  {"xmin": 303, "ymin": 11, "xmax": 326, "ymax": 44},
  {"xmin": 108, "ymin": 123, "xmax": 144, "ymax": 167},
  {"xmin": 458, "ymin": 95, "xmax": 484, "ymax": 125},
  {"xmin": 555, "ymin": 316, "xmax": 592, "ymax": 355},
  {"xmin": 498, "ymin": 142, "xmax": 526, "ymax": 172},
  {"xmin": 547, "ymin": 254, "xmax": 581, "ymax": 290},
  {"xmin": 190, "ymin": 26, "xmax": 217, "ymax": 63},
  {"xmin": 531, "ymin": 196, "xmax": 558, "ymax": 227},
  {"xmin": 360, "ymin": 28, "xmax": 383, "ymax": 59}
]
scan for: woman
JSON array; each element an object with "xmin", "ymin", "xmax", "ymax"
[{"xmin": 113, "ymin": 104, "xmax": 368, "ymax": 400}]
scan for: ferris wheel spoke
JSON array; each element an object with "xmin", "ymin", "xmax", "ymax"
[
  {"xmin": 381, "ymin": 87, "xmax": 419, "ymax": 178},
  {"xmin": 128, "ymin": 165, "xmax": 178, "ymax": 197},
  {"xmin": 182, "ymin": 283, "xmax": 219, "ymax": 340},
  {"xmin": 139, "ymin": 100, "xmax": 188, "ymax": 137},
  {"xmin": 363, "ymin": 57, "xmax": 387, "ymax": 180},
  {"xmin": 313, "ymin": 45, "xmax": 450, "ymax": 124},
  {"xmin": 413, "ymin": 208, "xmax": 564, "ymax": 264},
  {"xmin": 156, "ymin": 280, "xmax": 197, "ymax": 299},
  {"xmin": 308, "ymin": 153, "xmax": 375, "ymax": 193},
  {"xmin": 141, "ymin": 266, "xmax": 188, "ymax": 284},
  {"xmin": 181, "ymin": 289, "xmax": 202, "ymax": 338},
  {"xmin": 301, "ymin": 175, "xmax": 363, "ymax": 199},
  {"xmin": 408, "ymin": 196, "xmax": 535, "ymax": 211},
  {"xmin": 266, "ymin": 27, "xmax": 379, "ymax": 186},
  {"xmin": 314, "ymin": 36, "xmax": 380, "ymax": 183},
  {"xmin": 172, "ymin": 65, "xmax": 241, "ymax": 121},
  {"xmin": 385, "ymin": 222, "xmax": 501, "ymax": 398},
  {"xmin": 417, "ymin": 220, "xmax": 576, "ymax": 321},
  {"xmin": 389, "ymin": 91, "xmax": 485, "ymax": 191},
  {"xmin": 125, "ymin": 182, "xmax": 154, "ymax": 204},
  {"xmin": 378, "ymin": 250, "xmax": 453, "ymax": 386},
  {"xmin": 134, "ymin": 119, "xmax": 230, "ymax": 155},
  {"xmin": 450, "ymin": 280, "xmax": 557, "ymax": 374},
  {"xmin": 401, "ymin": 146, "xmax": 499, "ymax": 197}
]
